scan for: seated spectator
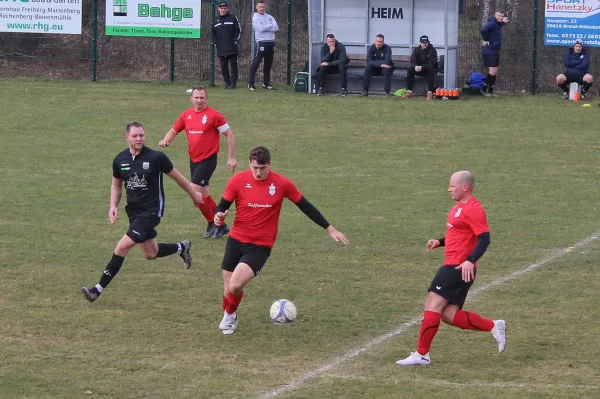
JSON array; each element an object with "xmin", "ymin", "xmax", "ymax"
[
  {"xmin": 403, "ymin": 35, "xmax": 438, "ymax": 100},
  {"xmin": 556, "ymin": 39, "xmax": 593, "ymax": 100},
  {"xmin": 361, "ymin": 34, "xmax": 394, "ymax": 97},
  {"xmin": 316, "ymin": 34, "xmax": 349, "ymax": 97}
]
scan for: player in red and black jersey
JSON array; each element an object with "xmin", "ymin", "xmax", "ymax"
[
  {"xmin": 160, "ymin": 87, "xmax": 237, "ymax": 239},
  {"xmin": 396, "ymin": 171, "xmax": 506, "ymax": 366},
  {"xmin": 212, "ymin": 146, "xmax": 350, "ymax": 334}
]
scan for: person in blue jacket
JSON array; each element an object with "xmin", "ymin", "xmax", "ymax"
[
  {"xmin": 556, "ymin": 39, "xmax": 593, "ymax": 100},
  {"xmin": 480, "ymin": 9, "xmax": 509, "ymax": 97},
  {"xmin": 361, "ymin": 34, "xmax": 394, "ymax": 97}
]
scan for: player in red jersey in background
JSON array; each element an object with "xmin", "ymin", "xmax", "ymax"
[
  {"xmin": 212, "ymin": 146, "xmax": 349, "ymax": 335},
  {"xmin": 160, "ymin": 87, "xmax": 237, "ymax": 239},
  {"xmin": 396, "ymin": 170, "xmax": 506, "ymax": 366}
]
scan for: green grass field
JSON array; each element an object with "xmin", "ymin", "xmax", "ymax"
[{"xmin": 1, "ymin": 79, "xmax": 600, "ymax": 399}]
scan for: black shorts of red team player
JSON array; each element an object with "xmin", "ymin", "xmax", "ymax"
[
  {"xmin": 221, "ymin": 237, "xmax": 272, "ymax": 276},
  {"xmin": 428, "ymin": 265, "xmax": 477, "ymax": 308},
  {"xmin": 189, "ymin": 154, "xmax": 218, "ymax": 187}
]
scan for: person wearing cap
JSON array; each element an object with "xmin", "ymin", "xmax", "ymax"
[
  {"xmin": 212, "ymin": 2, "xmax": 242, "ymax": 89},
  {"xmin": 248, "ymin": 1, "xmax": 279, "ymax": 91},
  {"xmin": 556, "ymin": 39, "xmax": 593, "ymax": 100},
  {"xmin": 402, "ymin": 35, "xmax": 438, "ymax": 100},
  {"xmin": 480, "ymin": 9, "xmax": 509, "ymax": 97},
  {"xmin": 361, "ymin": 34, "xmax": 394, "ymax": 97}
]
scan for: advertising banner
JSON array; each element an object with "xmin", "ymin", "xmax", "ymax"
[
  {"xmin": 545, "ymin": 0, "xmax": 600, "ymax": 47},
  {"xmin": 0, "ymin": 0, "xmax": 82, "ymax": 35}
]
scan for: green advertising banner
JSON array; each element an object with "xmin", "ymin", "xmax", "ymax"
[{"xmin": 106, "ymin": 0, "xmax": 200, "ymax": 38}]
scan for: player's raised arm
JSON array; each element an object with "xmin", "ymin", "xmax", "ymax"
[{"xmin": 293, "ymin": 196, "xmax": 349, "ymax": 246}]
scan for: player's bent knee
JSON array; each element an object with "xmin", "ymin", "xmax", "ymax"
[
  {"xmin": 556, "ymin": 75, "xmax": 566, "ymax": 84},
  {"xmin": 584, "ymin": 74, "xmax": 593, "ymax": 83}
]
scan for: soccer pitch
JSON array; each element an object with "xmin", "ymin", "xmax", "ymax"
[{"xmin": 1, "ymin": 79, "xmax": 600, "ymax": 398}]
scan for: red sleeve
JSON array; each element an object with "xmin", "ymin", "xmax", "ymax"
[
  {"xmin": 222, "ymin": 174, "xmax": 238, "ymax": 202},
  {"xmin": 283, "ymin": 177, "xmax": 303, "ymax": 203},
  {"xmin": 213, "ymin": 111, "xmax": 228, "ymax": 131},
  {"xmin": 467, "ymin": 204, "xmax": 490, "ymax": 236},
  {"xmin": 172, "ymin": 111, "xmax": 186, "ymax": 133}
]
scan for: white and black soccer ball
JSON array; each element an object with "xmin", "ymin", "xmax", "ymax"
[{"xmin": 270, "ymin": 299, "xmax": 297, "ymax": 324}]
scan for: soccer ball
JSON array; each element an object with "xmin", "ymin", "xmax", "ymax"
[{"xmin": 270, "ymin": 299, "xmax": 297, "ymax": 324}]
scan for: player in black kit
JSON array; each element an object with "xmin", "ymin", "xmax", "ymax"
[{"xmin": 80, "ymin": 122, "xmax": 204, "ymax": 303}]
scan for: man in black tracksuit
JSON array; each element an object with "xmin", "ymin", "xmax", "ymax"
[
  {"xmin": 316, "ymin": 33, "xmax": 349, "ymax": 96},
  {"xmin": 212, "ymin": 2, "xmax": 242, "ymax": 89},
  {"xmin": 362, "ymin": 34, "xmax": 395, "ymax": 97},
  {"xmin": 403, "ymin": 35, "xmax": 438, "ymax": 100}
]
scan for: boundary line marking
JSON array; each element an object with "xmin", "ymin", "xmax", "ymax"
[{"xmin": 260, "ymin": 232, "xmax": 600, "ymax": 398}]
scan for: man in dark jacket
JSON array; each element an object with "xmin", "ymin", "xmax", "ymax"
[
  {"xmin": 480, "ymin": 9, "xmax": 509, "ymax": 97},
  {"xmin": 403, "ymin": 35, "xmax": 438, "ymax": 100},
  {"xmin": 316, "ymin": 34, "xmax": 349, "ymax": 97},
  {"xmin": 212, "ymin": 2, "xmax": 242, "ymax": 89},
  {"xmin": 556, "ymin": 39, "xmax": 593, "ymax": 100},
  {"xmin": 361, "ymin": 34, "xmax": 394, "ymax": 97}
]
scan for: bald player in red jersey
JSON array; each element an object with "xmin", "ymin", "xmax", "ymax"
[
  {"xmin": 212, "ymin": 146, "xmax": 349, "ymax": 335},
  {"xmin": 396, "ymin": 171, "xmax": 506, "ymax": 366},
  {"xmin": 160, "ymin": 87, "xmax": 237, "ymax": 239}
]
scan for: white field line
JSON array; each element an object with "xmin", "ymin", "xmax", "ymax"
[{"xmin": 259, "ymin": 232, "xmax": 600, "ymax": 399}]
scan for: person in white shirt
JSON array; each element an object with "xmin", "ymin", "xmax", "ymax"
[{"xmin": 248, "ymin": 1, "xmax": 278, "ymax": 91}]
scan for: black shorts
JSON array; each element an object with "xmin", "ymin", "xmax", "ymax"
[
  {"xmin": 189, "ymin": 154, "xmax": 217, "ymax": 187},
  {"xmin": 564, "ymin": 73, "xmax": 584, "ymax": 84},
  {"xmin": 221, "ymin": 237, "xmax": 271, "ymax": 276},
  {"xmin": 126, "ymin": 212, "xmax": 161, "ymax": 243},
  {"xmin": 482, "ymin": 54, "xmax": 500, "ymax": 68},
  {"xmin": 428, "ymin": 265, "xmax": 476, "ymax": 308}
]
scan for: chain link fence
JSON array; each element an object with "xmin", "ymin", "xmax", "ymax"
[{"xmin": 0, "ymin": 0, "xmax": 598, "ymax": 94}]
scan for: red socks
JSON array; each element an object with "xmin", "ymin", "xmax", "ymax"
[
  {"xmin": 196, "ymin": 195, "xmax": 217, "ymax": 223},
  {"xmin": 452, "ymin": 310, "xmax": 494, "ymax": 332},
  {"xmin": 225, "ymin": 291, "xmax": 244, "ymax": 314},
  {"xmin": 417, "ymin": 311, "xmax": 441, "ymax": 355},
  {"xmin": 222, "ymin": 295, "xmax": 228, "ymax": 311}
]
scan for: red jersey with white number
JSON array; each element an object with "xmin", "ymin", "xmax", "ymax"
[
  {"xmin": 172, "ymin": 106, "xmax": 229, "ymax": 163},
  {"xmin": 222, "ymin": 169, "xmax": 303, "ymax": 248},
  {"xmin": 444, "ymin": 196, "xmax": 489, "ymax": 266}
]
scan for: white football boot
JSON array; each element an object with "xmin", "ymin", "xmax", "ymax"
[
  {"xmin": 219, "ymin": 311, "xmax": 238, "ymax": 335},
  {"xmin": 395, "ymin": 352, "xmax": 431, "ymax": 366},
  {"xmin": 491, "ymin": 320, "xmax": 506, "ymax": 352}
]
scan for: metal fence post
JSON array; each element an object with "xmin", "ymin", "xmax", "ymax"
[
  {"xmin": 287, "ymin": 0, "xmax": 292, "ymax": 84},
  {"xmin": 531, "ymin": 0, "xmax": 538, "ymax": 95},
  {"xmin": 170, "ymin": 39, "xmax": 175, "ymax": 81},
  {"xmin": 209, "ymin": 1, "xmax": 216, "ymax": 86},
  {"xmin": 251, "ymin": 0, "xmax": 255, "ymax": 68},
  {"xmin": 92, "ymin": 0, "xmax": 98, "ymax": 81}
]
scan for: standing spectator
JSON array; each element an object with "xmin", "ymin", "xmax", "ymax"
[
  {"xmin": 212, "ymin": 2, "xmax": 242, "ymax": 89},
  {"xmin": 556, "ymin": 39, "xmax": 593, "ymax": 100},
  {"xmin": 480, "ymin": 9, "xmax": 509, "ymax": 97},
  {"xmin": 361, "ymin": 34, "xmax": 394, "ymax": 97},
  {"xmin": 248, "ymin": 1, "xmax": 278, "ymax": 91},
  {"xmin": 403, "ymin": 35, "xmax": 438, "ymax": 100},
  {"xmin": 315, "ymin": 34, "xmax": 349, "ymax": 97}
]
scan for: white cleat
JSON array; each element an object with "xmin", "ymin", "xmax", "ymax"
[
  {"xmin": 395, "ymin": 352, "xmax": 431, "ymax": 366},
  {"xmin": 219, "ymin": 311, "xmax": 238, "ymax": 333},
  {"xmin": 491, "ymin": 320, "xmax": 506, "ymax": 352}
]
